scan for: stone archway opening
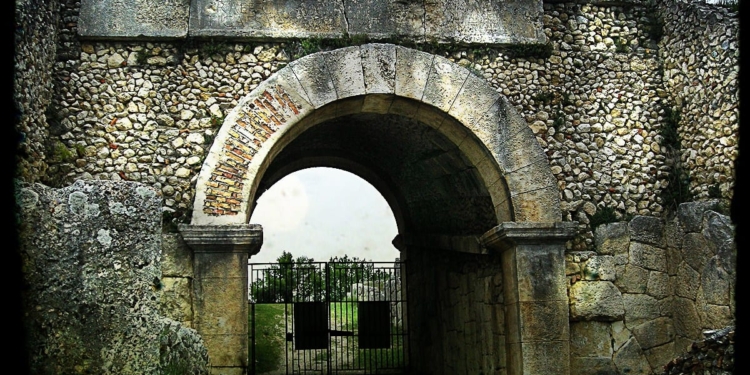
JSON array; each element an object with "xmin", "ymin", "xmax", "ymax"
[{"xmin": 181, "ymin": 44, "xmax": 577, "ymax": 375}]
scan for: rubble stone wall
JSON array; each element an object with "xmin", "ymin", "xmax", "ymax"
[
  {"xmin": 30, "ymin": 0, "xmax": 738, "ymax": 250},
  {"xmin": 14, "ymin": 0, "xmax": 60, "ymax": 182}
]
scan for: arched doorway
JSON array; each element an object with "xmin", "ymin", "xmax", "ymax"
[{"xmin": 180, "ymin": 44, "xmax": 577, "ymax": 375}]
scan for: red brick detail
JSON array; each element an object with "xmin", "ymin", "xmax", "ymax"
[{"xmin": 203, "ymin": 84, "xmax": 305, "ymax": 217}]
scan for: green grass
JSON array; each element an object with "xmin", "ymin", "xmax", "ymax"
[
  {"xmin": 250, "ymin": 304, "xmax": 286, "ymax": 373},
  {"xmin": 330, "ymin": 301, "xmax": 358, "ymax": 330},
  {"xmin": 355, "ymin": 335, "xmax": 405, "ymax": 369}
]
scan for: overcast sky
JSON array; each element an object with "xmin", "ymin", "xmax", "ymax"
[{"xmin": 248, "ymin": 167, "xmax": 401, "ymax": 264}]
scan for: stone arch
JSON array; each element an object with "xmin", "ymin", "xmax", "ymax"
[
  {"xmin": 191, "ymin": 43, "xmax": 561, "ymax": 227},
  {"xmin": 182, "ymin": 44, "xmax": 577, "ymax": 375}
]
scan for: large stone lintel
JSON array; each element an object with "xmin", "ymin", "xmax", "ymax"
[
  {"xmin": 481, "ymin": 222, "xmax": 579, "ymax": 252},
  {"xmin": 79, "ymin": 0, "xmax": 546, "ymax": 45},
  {"xmin": 179, "ymin": 224, "xmax": 263, "ymax": 254}
]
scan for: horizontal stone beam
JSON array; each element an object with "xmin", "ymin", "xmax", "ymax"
[
  {"xmin": 179, "ymin": 224, "xmax": 263, "ymax": 254},
  {"xmin": 78, "ymin": 0, "xmax": 546, "ymax": 45}
]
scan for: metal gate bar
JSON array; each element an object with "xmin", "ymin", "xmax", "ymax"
[{"xmin": 249, "ymin": 261, "xmax": 408, "ymax": 374}]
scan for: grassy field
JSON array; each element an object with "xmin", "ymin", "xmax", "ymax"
[{"xmin": 250, "ymin": 304, "xmax": 286, "ymax": 373}]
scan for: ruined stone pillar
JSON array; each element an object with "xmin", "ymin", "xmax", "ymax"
[
  {"xmin": 481, "ymin": 222, "xmax": 577, "ymax": 375},
  {"xmin": 180, "ymin": 224, "xmax": 263, "ymax": 375}
]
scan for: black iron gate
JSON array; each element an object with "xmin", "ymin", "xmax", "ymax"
[{"xmin": 248, "ymin": 261, "xmax": 408, "ymax": 374}]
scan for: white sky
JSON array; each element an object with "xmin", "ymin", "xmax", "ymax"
[{"xmin": 248, "ymin": 167, "xmax": 401, "ymax": 264}]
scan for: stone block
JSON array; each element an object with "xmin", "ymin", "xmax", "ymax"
[
  {"xmin": 675, "ymin": 262, "xmax": 700, "ymax": 300},
  {"xmin": 79, "ymin": 0, "xmax": 189, "ymax": 39},
  {"xmin": 614, "ymin": 264, "xmax": 648, "ymax": 294},
  {"xmin": 510, "ymin": 185, "xmax": 562, "ymax": 223},
  {"xmin": 322, "ymin": 47, "xmax": 365, "ymax": 100},
  {"xmin": 159, "ymin": 276, "xmax": 193, "ymax": 323},
  {"xmin": 424, "ymin": 0, "xmax": 545, "ymax": 45},
  {"xmin": 681, "ymin": 232, "xmax": 712, "ymax": 272},
  {"xmin": 628, "ymin": 216, "xmax": 665, "ymax": 247},
  {"xmin": 622, "ymin": 294, "xmax": 660, "ymax": 328},
  {"xmin": 162, "ymin": 233, "xmax": 193, "ymax": 276},
  {"xmin": 644, "ymin": 341, "xmax": 676, "ymax": 372},
  {"xmin": 670, "ymin": 297, "xmax": 702, "ymax": 339},
  {"xmin": 646, "ymin": 271, "xmax": 671, "ymax": 299},
  {"xmin": 583, "ymin": 255, "xmax": 616, "ymax": 281},
  {"xmin": 569, "ymin": 281, "xmax": 624, "ymax": 321},
  {"xmin": 594, "ymin": 222, "xmax": 630, "ymax": 255},
  {"xmin": 629, "ymin": 242, "xmax": 667, "ymax": 272},
  {"xmin": 611, "ymin": 320, "xmax": 632, "ymax": 352},
  {"xmin": 190, "ymin": 0, "xmax": 345, "ymax": 39},
  {"xmin": 201, "ymin": 333, "xmax": 247, "ymax": 367},
  {"xmin": 422, "ymin": 55, "xmax": 470, "ymax": 113},
  {"xmin": 395, "ymin": 46, "xmax": 435, "ymax": 101},
  {"xmin": 288, "ymin": 54, "xmax": 337, "ymax": 109},
  {"xmin": 519, "ymin": 300, "xmax": 569, "ymax": 342},
  {"xmin": 570, "ymin": 321, "xmax": 613, "ymax": 357},
  {"xmin": 702, "ymin": 211, "xmax": 736, "ymax": 273},
  {"xmin": 666, "ymin": 246, "xmax": 682, "ymax": 276},
  {"xmin": 570, "ymin": 357, "xmax": 618, "ymax": 375},
  {"xmin": 360, "ymin": 44, "xmax": 396, "ymax": 95},
  {"xmin": 677, "ymin": 200, "xmax": 720, "ymax": 233},
  {"xmin": 701, "ymin": 256, "xmax": 730, "ymax": 305},
  {"xmin": 194, "ymin": 252, "xmax": 248, "ymax": 279},
  {"xmin": 612, "ymin": 337, "xmax": 652, "ymax": 375},
  {"xmin": 193, "ymin": 276, "xmax": 246, "ymax": 333},
  {"xmin": 515, "ymin": 244, "xmax": 567, "ymax": 301},
  {"xmin": 520, "ymin": 341, "xmax": 570, "ymax": 375},
  {"xmin": 631, "ymin": 317, "xmax": 675, "ymax": 349},
  {"xmin": 448, "ymin": 73, "xmax": 501, "ymax": 139}
]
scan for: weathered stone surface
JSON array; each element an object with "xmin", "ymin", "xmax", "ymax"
[
  {"xmin": 631, "ymin": 317, "xmax": 675, "ymax": 349},
  {"xmin": 17, "ymin": 180, "xmax": 208, "ymax": 374},
  {"xmin": 629, "ymin": 242, "xmax": 667, "ymax": 272},
  {"xmin": 671, "ymin": 297, "xmax": 702, "ymax": 339},
  {"xmin": 613, "ymin": 337, "xmax": 652, "ymax": 375},
  {"xmin": 701, "ymin": 256, "xmax": 730, "ymax": 305},
  {"xmin": 611, "ymin": 321, "xmax": 632, "ymax": 352},
  {"xmin": 162, "ymin": 233, "xmax": 194, "ymax": 276},
  {"xmin": 646, "ymin": 271, "xmax": 671, "ymax": 299},
  {"xmin": 583, "ymin": 255, "xmax": 616, "ymax": 281},
  {"xmin": 322, "ymin": 47, "xmax": 365, "ymax": 100},
  {"xmin": 360, "ymin": 44, "xmax": 396, "ymax": 95},
  {"xmin": 643, "ymin": 341, "xmax": 675, "ymax": 372},
  {"xmin": 79, "ymin": 0, "xmax": 190, "ymax": 39},
  {"xmin": 681, "ymin": 232, "xmax": 712, "ymax": 272},
  {"xmin": 187, "ymin": 0, "xmax": 544, "ymax": 45},
  {"xmin": 160, "ymin": 277, "xmax": 194, "ymax": 324},
  {"xmin": 629, "ymin": 216, "xmax": 665, "ymax": 247},
  {"xmin": 595, "ymin": 222, "xmax": 630, "ymax": 255},
  {"xmin": 675, "ymin": 262, "xmax": 700, "ymax": 299},
  {"xmin": 571, "ymin": 321, "xmax": 613, "ymax": 357},
  {"xmin": 622, "ymin": 294, "xmax": 660, "ymax": 328},
  {"xmin": 570, "ymin": 357, "xmax": 618, "ymax": 375},
  {"xmin": 614, "ymin": 264, "xmax": 648, "ymax": 294},
  {"xmin": 677, "ymin": 200, "xmax": 720, "ymax": 233},
  {"xmin": 569, "ymin": 281, "xmax": 624, "ymax": 321},
  {"xmin": 703, "ymin": 211, "xmax": 736, "ymax": 274}
]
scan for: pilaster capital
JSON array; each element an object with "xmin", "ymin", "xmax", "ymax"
[{"xmin": 179, "ymin": 224, "xmax": 263, "ymax": 254}]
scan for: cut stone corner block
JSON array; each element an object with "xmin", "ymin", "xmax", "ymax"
[{"xmin": 179, "ymin": 224, "xmax": 264, "ymax": 254}]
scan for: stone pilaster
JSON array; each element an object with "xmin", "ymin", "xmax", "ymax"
[
  {"xmin": 481, "ymin": 222, "xmax": 577, "ymax": 375},
  {"xmin": 180, "ymin": 224, "xmax": 263, "ymax": 375}
]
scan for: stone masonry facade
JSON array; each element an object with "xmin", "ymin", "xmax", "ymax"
[
  {"xmin": 15, "ymin": 0, "xmax": 738, "ymax": 251},
  {"xmin": 13, "ymin": 0, "xmax": 738, "ymax": 374},
  {"xmin": 566, "ymin": 200, "xmax": 735, "ymax": 374}
]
